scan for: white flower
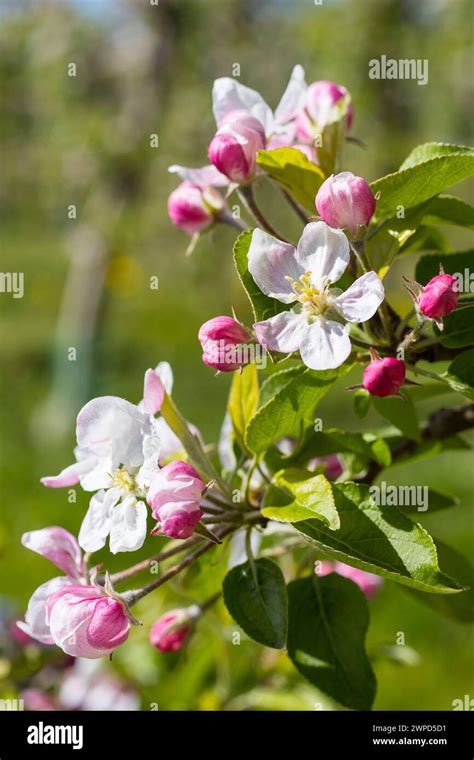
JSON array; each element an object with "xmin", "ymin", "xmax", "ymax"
[
  {"xmin": 248, "ymin": 222, "xmax": 384, "ymax": 370},
  {"xmin": 212, "ymin": 65, "xmax": 307, "ymax": 148},
  {"xmin": 41, "ymin": 365, "xmax": 170, "ymax": 554}
]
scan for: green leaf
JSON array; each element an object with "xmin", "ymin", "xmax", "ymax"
[
  {"xmin": 287, "ymin": 574, "xmax": 376, "ymax": 710},
  {"xmin": 262, "ymin": 469, "xmax": 339, "ymax": 530},
  {"xmin": 256, "ymin": 147, "xmax": 325, "ymax": 210},
  {"xmin": 443, "ymin": 349, "xmax": 474, "ymax": 400},
  {"xmin": 223, "ymin": 558, "xmax": 288, "ymax": 648},
  {"xmin": 396, "ymin": 489, "xmax": 459, "ymax": 514},
  {"xmin": 365, "ymin": 228, "xmax": 400, "ymax": 279},
  {"xmin": 406, "ymin": 540, "xmax": 474, "ymax": 622},
  {"xmin": 245, "ymin": 365, "xmax": 353, "ymax": 455},
  {"xmin": 415, "ymin": 249, "xmax": 474, "ymax": 286},
  {"xmin": 353, "ymin": 389, "xmax": 371, "ymax": 419},
  {"xmin": 371, "ymin": 394, "xmax": 420, "ymax": 441},
  {"xmin": 438, "ymin": 307, "xmax": 474, "ymax": 348},
  {"xmin": 295, "ymin": 482, "xmax": 463, "ymax": 594},
  {"xmin": 227, "ymin": 364, "xmax": 259, "ymax": 452},
  {"xmin": 233, "ymin": 229, "xmax": 285, "ymax": 323},
  {"xmin": 399, "ymin": 142, "xmax": 474, "ymax": 169},
  {"xmin": 371, "ymin": 147, "xmax": 474, "ymax": 218},
  {"xmin": 258, "ymin": 366, "xmax": 304, "ymax": 407},
  {"xmin": 421, "ymin": 195, "xmax": 474, "ymax": 229},
  {"xmin": 291, "ymin": 429, "xmax": 392, "ymax": 468}
]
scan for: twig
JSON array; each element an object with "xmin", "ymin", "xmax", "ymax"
[{"xmin": 238, "ymin": 185, "xmax": 291, "ymax": 242}]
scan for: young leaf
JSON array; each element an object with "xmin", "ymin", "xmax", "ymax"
[
  {"xmin": 223, "ymin": 558, "xmax": 288, "ymax": 649},
  {"xmin": 256, "ymin": 147, "xmax": 325, "ymax": 211},
  {"xmin": 245, "ymin": 365, "xmax": 353, "ymax": 455},
  {"xmin": 227, "ymin": 364, "xmax": 259, "ymax": 453},
  {"xmin": 287, "ymin": 574, "xmax": 376, "ymax": 710},
  {"xmin": 287, "ymin": 428, "xmax": 392, "ymax": 469},
  {"xmin": 262, "ymin": 469, "xmax": 339, "ymax": 529},
  {"xmin": 443, "ymin": 349, "xmax": 474, "ymax": 401},
  {"xmin": 371, "ymin": 394, "xmax": 420, "ymax": 442},
  {"xmin": 294, "ymin": 482, "xmax": 463, "ymax": 594},
  {"xmin": 371, "ymin": 149, "xmax": 474, "ymax": 218},
  {"xmin": 396, "ymin": 489, "xmax": 459, "ymax": 514},
  {"xmin": 353, "ymin": 389, "xmax": 371, "ymax": 419},
  {"xmin": 385, "ymin": 196, "xmax": 474, "ymax": 232},
  {"xmin": 399, "ymin": 142, "xmax": 474, "ymax": 169},
  {"xmin": 258, "ymin": 366, "xmax": 304, "ymax": 408}
]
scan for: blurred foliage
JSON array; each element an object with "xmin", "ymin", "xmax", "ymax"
[{"xmin": 0, "ymin": 0, "xmax": 473, "ymax": 710}]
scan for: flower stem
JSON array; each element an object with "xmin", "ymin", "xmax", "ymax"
[
  {"xmin": 277, "ymin": 185, "xmax": 309, "ymax": 224},
  {"xmin": 238, "ymin": 185, "xmax": 291, "ymax": 242},
  {"xmin": 217, "ymin": 208, "xmax": 249, "ymax": 232}
]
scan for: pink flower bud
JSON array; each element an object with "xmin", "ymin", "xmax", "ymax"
[
  {"xmin": 147, "ymin": 461, "xmax": 205, "ymax": 539},
  {"xmin": 208, "ymin": 110, "xmax": 266, "ymax": 184},
  {"xmin": 316, "ymin": 561, "xmax": 382, "ymax": 599},
  {"xmin": 149, "ymin": 609, "xmax": 193, "ymax": 653},
  {"xmin": 198, "ymin": 315, "xmax": 252, "ymax": 372},
  {"xmin": 295, "ymin": 80, "xmax": 353, "ymax": 144},
  {"xmin": 363, "ymin": 356, "xmax": 406, "ymax": 398},
  {"xmin": 309, "ymin": 454, "xmax": 343, "ymax": 480},
  {"xmin": 46, "ymin": 585, "xmax": 131, "ymax": 659},
  {"xmin": 316, "ymin": 172, "xmax": 376, "ymax": 234},
  {"xmin": 167, "ymin": 181, "xmax": 224, "ymax": 235},
  {"xmin": 418, "ymin": 273, "xmax": 459, "ymax": 319}
]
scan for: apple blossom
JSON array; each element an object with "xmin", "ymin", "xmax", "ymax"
[
  {"xmin": 295, "ymin": 80, "xmax": 353, "ymax": 145},
  {"xmin": 149, "ymin": 607, "xmax": 197, "ymax": 653},
  {"xmin": 147, "ymin": 461, "xmax": 205, "ymax": 539},
  {"xmin": 419, "ymin": 271, "xmax": 459, "ymax": 320},
  {"xmin": 248, "ymin": 222, "xmax": 384, "ymax": 370},
  {"xmin": 198, "ymin": 315, "xmax": 253, "ymax": 372},
  {"xmin": 316, "ymin": 172, "xmax": 376, "ymax": 234},
  {"xmin": 363, "ymin": 354, "xmax": 406, "ymax": 398},
  {"xmin": 46, "ymin": 584, "xmax": 131, "ymax": 659},
  {"xmin": 167, "ymin": 180, "xmax": 224, "ymax": 235},
  {"xmin": 41, "ymin": 366, "xmax": 168, "ymax": 554},
  {"xmin": 208, "ymin": 109, "xmax": 266, "ymax": 184},
  {"xmin": 318, "ymin": 561, "xmax": 382, "ymax": 599},
  {"xmin": 212, "ymin": 65, "xmax": 306, "ymax": 151},
  {"xmin": 17, "ymin": 527, "xmax": 86, "ymax": 645}
]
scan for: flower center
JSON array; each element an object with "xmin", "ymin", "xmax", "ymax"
[
  {"xmin": 286, "ymin": 272, "xmax": 329, "ymax": 316},
  {"xmin": 111, "ymin": 468, "xmax": 136, "ymax": 492}
]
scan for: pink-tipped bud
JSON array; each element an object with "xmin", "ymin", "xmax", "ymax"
[
  {"xmin": 167, "ymin": 181, "xmax": 224, "ymax": 235},
  {"xmin": 317, "ymin": 561, "xmax": 382, "ymax": 599},
  {"xmin": 208, "ymin": 110, "xmax": 266, "ymax": 184},
  {"xmin": 147, "ymin": 461, "xmax": 205, "ymax": 539},
  {"xmin": 198, "ymin": 315, "xmax": 252, "ymax": 372},
  {"xmin": 363, "ymin": 354, "xmax": 406, "ymax": 398},
  {"xmin": 46, "ymin": 585, "xmax": 131, "ymax": 659},
  {"xmin": 316, "ymin": 172, "xmax": 376, "ymax": 234},
  {"xmin": 418, "ymin": 273, "xmax": 459, "ymax": 319},
  {"xmin": 149, "ymin": 608, "xmax": 194, "ymax": 653},
  {"xmin": 295, "ymin": 80, "xmax": 353, "ymax": 144}
]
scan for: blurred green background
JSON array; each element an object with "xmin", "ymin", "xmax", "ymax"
[{"xmin": 0, "ymin": 0, "xmax": 473, "ymax": 710}]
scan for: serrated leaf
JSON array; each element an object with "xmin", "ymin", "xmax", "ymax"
[
  {"xmin": 262, "ymin": 469, "xmax": 339, "ymax": 529},
  {"xmin": 258, "ymin": 366, "xmax": 304, "ymax": 408},
  {"xmin": 443, "ymin": 349, "xmax": 474, "ymax": 400},
  {"xmin": 371, "ymin": 148, "xmax": 474, "ymax": 218},
  {"xmin": 245, "ymin": 365, "xmax": 352, "ymax": 455},
  {"xmin": 396, "ymin": 489, "xmax": 459, "ymax": 514},
  {"xmin": 399, "ymin": 142, "xmax": 474, "ymax": 169},
  {"xmin": 223, "ymin": 558, "xmax": 288, "ymax": 648},
  {"xmin": 227, "ymin": 364, "xmax": 259, "ymax": 452},
  {"xmin": 295, "ymin": 481, "xmax": 463, "ymax": 594},
  {"xmin": 256, "ymin": 147, "xmax": 325, "ymax": 210},
  {"xmin": 372, "ymin": 394, "xmax": 420, "ymax": 441},
  {"xmin": 287, "ymin": 574, "xmax": 376, "ymax": 710}
]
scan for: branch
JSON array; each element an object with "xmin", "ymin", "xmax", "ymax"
[{"xmin": 359, "ymin": 403, "xmax": 474, "ymax": 484}]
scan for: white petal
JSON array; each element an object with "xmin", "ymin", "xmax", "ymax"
[
  {"xmin": 254, "ymin": 311, "xmax": 309, "ymax": 353},
  {"xmin": 248, "ymin": 228, "xmax": 302, "ymax": 303},
  {"xmin": 273, "ymin": 65, "xmax": 307, "ymax": 125},
  {"xmin": 136, "ymin": 434, "xmax": 161, "ymax": 490},
  {"xmin": 19, "ymin": 577, "xmax": 72, "ymax": 645},
  {"xmin": 212, "ymin": 77, "xmax": 273, "ymax": 132},
  {"xmin": 77, "ymin": 396, "xmax": 151, "ymax": 472},
  {"xmin": 332, "ymin": 271, "xmax": 385, "ymax": 323},
  {"xmin": 109, "ymin": 498, "xmax": 147, "ymax": 554},
  {"xmin": 296, "ymin": 222, "xmax": 350, "ymax": 287},
  {"xmin": 78, "ymin": 490, "xmax": 115, "ymax": 553},
  {"xmin": 154, "ymin": 361, "xmax": 174, "ymax": 394},
  {"xmin": 299, "ymin": 318, "xmax": 351, "ymax": 370},
  {"xmin": 142, "ymin": 369, "xmax": 165, "ymax": 416},
  {"xmin": 40, "ymin": 458, "xmax": 93, "ymax": 489},
  {"xmin": 168, "ymin": 164, "xmax": 229, "ymax": 187}
]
